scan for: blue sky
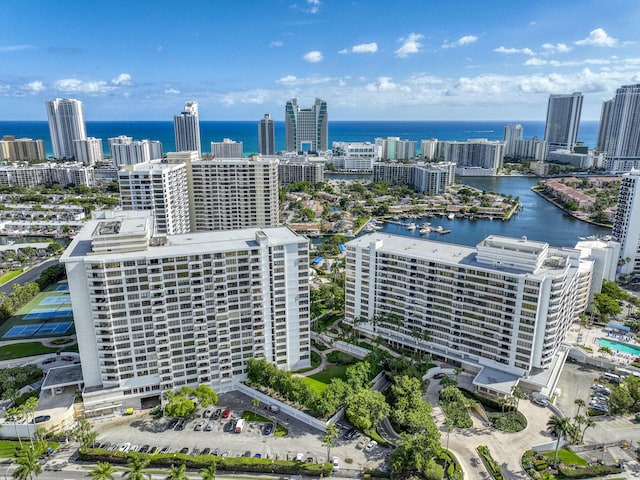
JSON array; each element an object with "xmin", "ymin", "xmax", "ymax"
[{"xmin": 1, "ymin": 0, "xmax": 639, "ymax": 121}]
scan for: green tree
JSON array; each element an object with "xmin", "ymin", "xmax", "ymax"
[
  {"xmin": 72, "ymin": 419, "xmax": 98, "ymax": 449},
  {"xmin": 592, "ymin": 293, "xmax": 622, "ymax": 321},
  {"xmin": 322, "ymin": 423, "xmax": 339, "ymax": 462},
  {"xmin": 581, "ymin": 418, "xmax": 595, "ymax": 443},
  {"xmin": 574, "ymin": 398, "xmax": 586, "ymax": 417},
  {"xmin": 5, "ymin": 406, "xmax": 23, "ymax": 448},
  {"xmin": 22, "ymin": 397, "xmax": 38, "ymax": 447},
  {"xmin": 13, "ymin": 448, "xmax": 41, "ymax": 480},
  {"xmin": 193, "ymin": 385, "xmax": 218, "ymax": 408},
  {"xmin": 511, "ymin": 385, "xmax": 526, "ymax": 411},
  {"xmin": 88, "ymin": 461, "xmax": 116, "ymax": 480},
  {"xmin": 166, "ymin": 464, "xmax": 187, "ymax": 480},
  {"xmin": 344, "ymin": 361, "xmax": 370, "ymax": 390},
  {"xmin": 123, "ymin": 456, "xmax": 151, "ymax": 480},
  {"xmin": 546, "ymin": 416, "xmax": 572, "ymax": 466},
  {"xmin": 164, "ymin": 396, "xmax": 196, "ymax": 418},
  {"xmin": 609, "ymin": 385, "xmax": 634, "ymax": 414},
  {"xmin": 200, "ymin": 462, "xmax": 217, "ymax": 480},
  {"xmin": 252, "ymin": 397, "xmax": 260, "ymax": 415},
  {"xmin": 345, "ymin": 389, "xmax": 390, "ymax": 431}
]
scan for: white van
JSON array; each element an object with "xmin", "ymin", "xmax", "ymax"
[{"xmin": 234, "ymin": 419, "xmax": 245, "ymax": 433}]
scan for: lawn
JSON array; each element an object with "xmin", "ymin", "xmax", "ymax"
[
  {"xmin": 0, "ymin": 342, "xmax": 59, "ymax": 361},
  {"xmin": 0, "ymin": 440, "xmax": 60, "ymax": 458},
  {"xmin": 543, "ymin": 448, "xmax": 588, "ymax": 466},
  {"xmin": 0, "ymin": 269, "xmax": 23, "ymax": 286},
  {"xmin": 241, "ymin": 411, "xmax": 271, "ymax": 423},
  {"xmin": 307, "ymin": 364, "xmax": 349, "ymax": 385},
  {"xmin": 302, "ymin": 376, "xmax": 330, "ymax": 395},
  {"xmin": 274, "ymin": 424, "xmax": 288, "ymax": 437}
]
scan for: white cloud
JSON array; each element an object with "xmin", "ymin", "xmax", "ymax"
[
  {"xmin": 0, "ymin": 44, "xmax": 33, "ymax": 53},
  {"xmin": 22, "ymin": 81, "xmax": 45, "ymax": 93},
  {"xmin": 53, "ymin": 78, "xmax": 111, "ymax": 93},
  {"xmin": 494, "ymin": 46, "xmax": 535, "ymax": 55},
  {"xmin": 541, "ymin": 43, "xmax": 571, "ymax": 54},
  {"xmin": 303, "ymin": 50, "xmax": 323, "ymax": 62},
  {"xmin": 366, "ymin": 77, "xmax": 398, "ymax": 92},
  {"xmin": 277, "ymin": 75, "xmax": 297, "ymax": 84},
  {"xmin": 351, "ymin": 42, "xmax": 378, "ymax": 54},
  {"xmin": 442, "ymin": 35, "xmax": 478, "ymax": 48},
  {"xmin": 338, "ymin": 49, "xmax": 348, "ymax": 54},
  {"xmin": 0, "ymin": 84, "xmax": 11, "ymax": 93},
  {"xmin": 307, "ymin": 0, "xmax": 320, "ymax": 13},
  {"xmin": 164, "ymin": 88, "xmax": 180, "ymax": 94},
  {"xmin": 270, "ymin": 41, "xmax": 283, "ymax": 47},
  {"xmin": 111, "ymin": 73, "xmax": 132, "ymax": 86},
  {"xmin": 575, "ymin": 28, "xmax": 617, "ymax": 47},
  {"xmin": 524, "ymin": 58, "xmax": 547, "ymax": 66},
  {"xmin": 395, "ymin": 33, "xmax": 424, "ymax": 58}
]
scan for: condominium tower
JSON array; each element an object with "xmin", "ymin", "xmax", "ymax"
[
  {"xmin": 503, "ymin": 124, "xmax": 524, "ymax": 157},
  {"xmin": 258, "ymin": 114, "xmax": 276, "ymax": 155},
  {"xmin": 0, "ymin": 136, "xmax": 46, "ymax": 162},
  {"xmin": 211, "ymin": 138, "xmax": 243, "ymax": 158},
  {"xmin": 345, "ymin": 233, "xmax": 595, "ymax": 397},
  {"xmin": 73, "ymin": 137, "xmax": 103, "ymax": 166},
  {"xmin": 284, "ymin": 98, "xmax": 328, "ymax": 153},
  {"xmin": 612, "ymin": 169, "xmax": 640, "ymax": 276},
  {"xmin": 61, "ymin": 210, "xmax": 310, "ymax": 413},
  {"xmin": 109, "ymin": 137, "xmax": 163, "ymax": 166},
  {"xmin": 174, "ymin": 101, "xmax": 201, "ymax": 155},
  {"xmin": 596, "ymin": 99, "xmax": 614, "ymax": 152},
  {"xmin": 118, "ymin": 161, "xmax": 191, "ymax": 235},
  {"xmin": 46, "ymin": 98, "xmax": 87, "ymax": 159},
  {"xmin": 544, "ymin": 92, "xmax": 583, "ymax": 157},
  {"xmin": 189, "ymin": 157, "xmax": 279, "ymax": 231},
  {"xmin": 603, "ymin": 84, "xmax": 640, "ymax": 172}
]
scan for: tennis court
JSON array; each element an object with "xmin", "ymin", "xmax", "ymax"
[
  {"xmin": 3, "ymin": 321, "xmax": 73, "ymax": 338},
  {"xmin": 40, "ymin": 295, "xmax": 71, "ymax": 306},
  {"xmin": 55, "ymin": 284, "xmax": 69, "ymax": 292},
  {"xmin": 24, "ymin": 308, "xmax": 73, "ymax": 320}
]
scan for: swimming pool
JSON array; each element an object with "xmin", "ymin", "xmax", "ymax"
[{"xmin": 598, "ymin": 338, "xmax": 640, "ymax": 356}]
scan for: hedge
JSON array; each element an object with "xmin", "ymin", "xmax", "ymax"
[
  {"xmin": 558, "ymin": 464, "xmax": 623, "ymax": 478},
  {"xmin": 79, "ymin": 448, "xmax": 332, "ymax": 476},
  {"xmin": 476, "ymin": 445, "xmax": 503, "ymax": 480}
]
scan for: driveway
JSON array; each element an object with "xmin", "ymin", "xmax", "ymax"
[{"xmin": 424, "ymin": 371, "xmax": 554, "ymax": 480}]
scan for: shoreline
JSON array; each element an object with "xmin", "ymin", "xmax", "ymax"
[{"xmin": 530, "ymin": 186, "xmax": 613, "ymax": 230}]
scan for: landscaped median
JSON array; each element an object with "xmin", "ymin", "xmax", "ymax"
[
  {"xmin": 79, "ymin": 448, "xmax": 332, "ymax": 477},
  {"xmin": 521, "ymin": 449, "xmax": 623, "ymax": 479},
  {"xmin": 476, "ymin": 445, "xmax": 503, "ymax": 480}
]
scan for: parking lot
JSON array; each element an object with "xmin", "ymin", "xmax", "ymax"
[{"xmin": 92, "ymin": 390, "xmax": 391, "ymax": 472}]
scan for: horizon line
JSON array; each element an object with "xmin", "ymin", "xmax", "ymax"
[{"xmin": 0, "ymin": 118, "xmax": 601, "ymax": 123}]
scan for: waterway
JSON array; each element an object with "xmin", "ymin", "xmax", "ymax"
[{"xmin": 329, "ymin": 174, "xmax": 611, "ymax": 248}]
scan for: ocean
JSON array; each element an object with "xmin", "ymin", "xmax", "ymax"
[{"xmin": 0, "ymin": 120, "xmax": 599, "ymax": 158}]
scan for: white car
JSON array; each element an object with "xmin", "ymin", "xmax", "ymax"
[
  {"xmin": 332, "ymin": 456, "xmax": 340, "ymax": 470},
  {"xmin": 118, "ymin": 442, "xmax": 131, "ymax": 453},
  {"xmin": 295, "ymin": 452, "xmax": 304, "ymax": 462},
  {"xmin": 365, "ymin": 440, "xmax": 378, "ymax": 452}
]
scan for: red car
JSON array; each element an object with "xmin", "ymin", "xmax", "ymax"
[{"xmin": 222, "ymin": 408, "xmax": 231, "ymax": 418}]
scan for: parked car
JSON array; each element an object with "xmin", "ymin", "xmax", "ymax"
[
  {"xmin": 263, "ymin": 423, "xmax": 274, "ymax": 435},
  {"xmin": 203, "ymin": 409, "xmax": 212, "ymax": 418},
  {"xmin": 195, "ymin": 421, "xmax": 205, "ymax": 431},
  {"xmin": 148, "ymin": 446, "xmax": 158, "ymax": 455},
  {"xmin": 332, "ymin": 457, "xmax": 340, "ymax": 470},
  {"xmin": 179, "ymin": 447, "xmax": 189, "ymax": 454},
  {"xmin": 212, "ymin": 408, "xmax": 222, "ymax": 420},
  {"xmin": 42, "ymin": 357, "xmax": 56, "ymax": 365},
  {"xmin": 265, "ymin": 404, "xmax": 280, "ymax": 413},
  {"xmin": 222, "ymin": 408, "xmax": 231, "ymax": 418},
  {"xmin": 159, "ymin": 446, "xmax": 171, "ymax": 454},
  {"xmin": 433, "ymin": 372, "xmax": 446, "ymax": 379},
  {"xmin": 295, "ymin": 452, "xmax": 304, "ymax": 462},
  {"xmin": 191, "ymin": 448, "xmax": 201, "ymax": 456},
  {"xmin": 202, "ymin": 448, "xmax": 210, "ymax": 455},
  {"xmin": 356, "ymin": 437, "xmax": 370, "ymax": 449},
  {"xmin": 139, "ymin": 445, "xmax": 150, "ymax": 453},
  {"xmin": 205, "ymin": 421, "xmax": 215, "ymax": 431},
  {"xmin": 365, "ymin": 440, "xmax": 378, "ymax": 452}
]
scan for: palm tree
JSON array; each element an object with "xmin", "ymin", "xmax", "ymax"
[
  {"xmin": 122, "ymin": 456, "xmax": 151, "ymax": 480},
  {"xmin": 574, "ymin": 398, "xmax": 586, "ymax": 417},
  {"xmin": 546, "ymin": 415, "xmax": 572, "ymax": 466},
  {"xmin": 511, "ymin": 386, "xmax": 526, "ymax": 411},
  {"xmin": 22, "ymin": 397, "xmax": 38, "ymax": 447},
  {"xmin": 200, "ymin": 462, "xmax": 216, "ymax": 480},
  {"xmin": 88, "ymin": 461, "xmax": 116, "ymax": 480},
  {"xmin": 166, "ymin": 464, "xmax": 187, "ymax": 480},
  {"xmin": 581, "ymin": 418, "xmax": 596, "ymax": 443},
  {"xmin": 322, "ymin": 423, "xmax": 339, "ymax": 462},
  {"xmin": 13, "ymin": 448, "xmax": 42, "ymax": 480},
  {"xmin": 5, "ymin": 406, "xmax": 23, "ymax": 448}
]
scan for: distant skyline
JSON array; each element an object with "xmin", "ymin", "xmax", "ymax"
[{"xmin": 1, "ymin": 0, "xmax": 639, "ymax": 121}]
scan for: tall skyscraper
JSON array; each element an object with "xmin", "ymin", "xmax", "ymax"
[
  {"xmin": 61, "ymin": 210, "xmax": 310, "ymax": 413},
  {"xmin": 612, "ymin": 169, "xmax": 640, "ymax": 276},
  {"xmin": 285, "ymin": 98, "xmax": 328, "ymax": 153},
  {"xmin": 543, "ymin": 92, "xmax": 583, "ymax": 158},
  {"xmin": 258, "ymin": 114, "xmax": 276, "ymax": 155},
  {"xmin": 174, "ymin": 101, "xmax": 201, "ymax": 155},
  {"xmin": 211, "ymin": 138, "xmax": 243, "ymax": 158},
  {"xmin": 603, "ymin": 84, "xmax": 640, "ymax": 172},
  {"xmin": 118, "ymin": 160, "xmax": 191, "ymax": 235},
  {"xmin": 503, "ymin": 124, "xmax": 523, "ymax": 156},
  {"xmin": 596, "ymin": 99, "xmax": 614, "ymax": 152},
  {"xmin": 109, "ymin": 137, "xmax": 163, "ymax": 166},
  {"xmin": 46, "ymin": 98, "xmax": 87, "ymax": 159}
]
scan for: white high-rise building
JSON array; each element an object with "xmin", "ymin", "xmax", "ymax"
[
  {"xmin": 440, "ymin": 139, "xmax": 504, "ymax": 173},
  {"xmin": 189, "ymin": 157, "xmax": 279, "ymax": 232},
  {"xmin": 345, "ymin": 233, "xmax": 594, "ymax": 397},
  {"xmin": 375, "ymin": 137, "xmax": 417, "ymax": 161},
  {"xmin": 46, "ymin": 98, "xmax": 87, "ymax": 159},
  {"xmin": 420, "ymin": 139, "xmax": 439, "ymax": 161},
  {"xmin": 174, "ymin": 101, "xmax": 201, "ymax": 155},
  {"xmin": 544, "ymin": 92, "xmax": 583, "ymax": 158},
  {"xmin": 285, "ymin": 98, "xmax": 328, "ymax": 153},
  {"xmin": 612, "ymin": 169, "xmax": 640, "ymax": 276},
  {"xmin": 61, "ymin": 210, "xmax": 310, "ymax": 414},
  {"xmin": 211, "ymin": 138, "xmax": 243, "ymax": 158},
  {"xmin": 118, "ymin": 161, "xmax": 191, "ymax": 235},
  {"xmin": 73, "ymin": 137, "xmax": 103, "ymax": 166},
  {"xmin": 258, "ymin": 114, "xmax": 275, "ymax": 155},
  {"xmin": 504, "ymin": 124, "xmax": 524, "ymax": 157},
  {"xmin": 603, "ymin": 84, "xmax": 640, "ymax": 173},
  {"xmin": 109, "ymin": 137, "xmax": 163, "ymax": 166}
]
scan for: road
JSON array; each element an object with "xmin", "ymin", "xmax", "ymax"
[{"xmin": 0, "ymin": 258, "xmax": 59, "ymax": 295}]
